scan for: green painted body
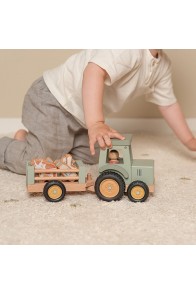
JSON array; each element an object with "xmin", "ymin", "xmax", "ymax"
[
  {"xmin": 98, "ymin": 134, "xmax": 154, "ymax": 186},
  {"xmin": 76, "ymin": 160, "xmax": 86, "ymax": 183},
  {"xmin": 26, "ymin": 163, "xmax": 35, "ymax": 185}
]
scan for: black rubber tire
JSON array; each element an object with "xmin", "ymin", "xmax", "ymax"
[
  {"xmin": 127, "ymin": 181, "xmax": 149, "ymax": 202},
  {"xmin": 43, "ymin": 180, "xmax": 66, "ymax": 202},
  {"xmin": 95, "ymin": 171, "xmax": 125, "ymax": 202}
]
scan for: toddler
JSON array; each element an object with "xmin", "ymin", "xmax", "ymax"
[{"xmin": 0, "ymin": 49, "xmax": 196, "ymax": 174}]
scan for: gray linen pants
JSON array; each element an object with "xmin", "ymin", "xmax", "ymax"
[{"xmin": 0, "ymin": 77, "xmax": 99, "ymax": 174}]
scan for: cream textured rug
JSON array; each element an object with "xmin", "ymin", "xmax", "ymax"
[{"xmin": 0, "ymin": 132, "xmax": 196, "ymax": 244}]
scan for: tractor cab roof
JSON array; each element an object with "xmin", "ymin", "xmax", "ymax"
[{"xmin": 111, "ymin": 134, "xmax": 132, "ymax": 146}]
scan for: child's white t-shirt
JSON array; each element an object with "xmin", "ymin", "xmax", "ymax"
[{"xmin": 43, "ymin": 49, "xmax": 177, "ymax": 127}]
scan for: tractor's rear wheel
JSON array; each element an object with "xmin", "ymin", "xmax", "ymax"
[
  {"xmin": 127, "ymin": 181, "xmax": 149, "ymax": 202},
  {"xmin": 95, "ymin": 172, "xmax": 125, "ymax": 202}
]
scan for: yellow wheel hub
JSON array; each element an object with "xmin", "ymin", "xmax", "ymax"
[
  {"xmin": 48, "ymin": 185, "xmax": 62, "ymax": 200},
  {"xmin": 131, "ymin": 186, "xmax": 145, "ymax": 200},
  {"xmin": 99, "ymin": 179, "xmax": 120, "ymax": 198}
]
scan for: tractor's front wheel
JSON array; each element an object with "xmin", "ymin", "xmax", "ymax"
[
  {"xmin": 127, "ymin": 181, "xmax": 149, "ymax": 202},
  {"xmin": 95, "ymin": 172, "xmax": 125, "ymax": 202}
]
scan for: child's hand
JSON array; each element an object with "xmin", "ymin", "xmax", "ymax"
[
  {"xmin": 88, "ymin": 122, "xmax": 125, "ymax": 155},
  {"xmin": 185, "ymin": 137, "xmax": 196, "ymax": 151}
]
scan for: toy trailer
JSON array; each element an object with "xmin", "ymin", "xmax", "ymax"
[
  {"xmin": 26, "ymin": 160, "xmax": 94, "ymax": 202},
  {"xmin": 95, "ymin": 134, "xmax": 155, "ymax": 202}
]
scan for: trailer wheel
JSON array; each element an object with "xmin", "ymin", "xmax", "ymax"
[
  {"xmin": 127, "ymin": 181, "xmax": 149, "ymax": 202},
  {"xmin": 95, "ymin": 172, "xmax": 125, "ymax": 202},
  {"xmin": 43, "ymin": 180, "xmax": 66, "ymax": 202}
]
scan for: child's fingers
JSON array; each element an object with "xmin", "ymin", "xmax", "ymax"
[
  {"xmin": 89, "ymin": 126, "xmax": 124, "ymax": 155},
  {"xmin": 103, "ymin": 135, "xmax": 112, "ymax": 148},
  {"xmin": 109, "ymin": 129, "xmax": 125, "ymax": 140},
  {"xmin": 97, "ymin": 135, "xmax": 106, "ymax": 149},
  {"xmin": 90, "ymin": 136, "xmax": 108, "ymax": 154},
  {"xmin": 89, "ymin": 139, "xmax": 96, "ymax": 155}
]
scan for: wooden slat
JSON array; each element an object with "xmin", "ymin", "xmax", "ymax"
[
  {"xmin": 34, "ymin": 168, "xmax": 79, "ymax": 173},
  {"xmin": 35, "ymin": 176, "xmax": 79, "ymax": 181}
]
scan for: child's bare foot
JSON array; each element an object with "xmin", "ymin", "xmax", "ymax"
[{"xmin": 14, "ymin": 129, "xmax": 28, "ymax": 141}]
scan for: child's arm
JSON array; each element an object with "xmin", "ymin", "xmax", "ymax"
[
  {"xmin": 82, "ymin": 62, "xmax": 125, "ymax": 155},
  {"xmin": 158, "ymin": 102, "xmax": 196, "ymax": 151}
]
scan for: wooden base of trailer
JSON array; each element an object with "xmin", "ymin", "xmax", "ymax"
[
  {"xmin": 148, "ymin": 185, "xmax": 154, "ymax": 193},
  {"xmin": 27, "ymin": 182, "xmax": 88, "ymax": 193}
]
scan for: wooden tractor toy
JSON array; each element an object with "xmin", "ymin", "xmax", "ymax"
[{"xmin": 26, "ymin": 134, "xmax": 154, "ymax": 202}]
